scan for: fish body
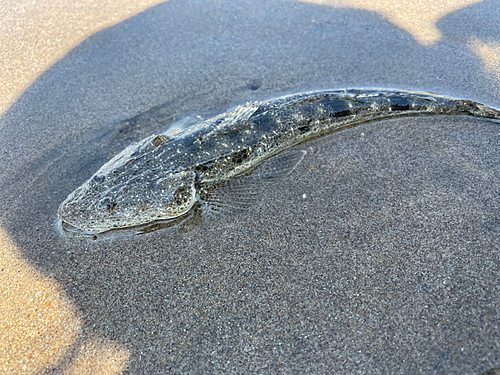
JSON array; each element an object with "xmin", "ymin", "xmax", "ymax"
[{"xmin": 58, "ymin": 89, "xmax": 500, "ymax": 234}]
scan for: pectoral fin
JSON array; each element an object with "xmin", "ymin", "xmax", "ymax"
[{"xmin": 202, "ymin": 149, "xmax": 306, "ymax": 217}]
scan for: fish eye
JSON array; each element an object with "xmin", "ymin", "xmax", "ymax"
[{"xmin": 98, "ymin": 198, "xmax": 117, "ymax": 213}]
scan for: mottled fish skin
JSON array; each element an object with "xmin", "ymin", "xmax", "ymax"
[{"xmin": 58, "ymin": 89, "xmax": 500, "ymax": 234}]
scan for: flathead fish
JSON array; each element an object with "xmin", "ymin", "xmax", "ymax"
[{"xmin": 58, "ymin": 89, "xmax": 500, "ymax": 235}]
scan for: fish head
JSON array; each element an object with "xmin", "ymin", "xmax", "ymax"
[{"xmin": 58, "ymin": 169, "xmax": 198, "ymax": 234}]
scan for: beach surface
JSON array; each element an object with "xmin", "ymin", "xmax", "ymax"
[{"xmin": 1, "ymin": 0, "xmax": 500, "ymax": 373}]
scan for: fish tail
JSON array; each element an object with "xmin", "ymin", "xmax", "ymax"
[{"xmin": 461, "ymin": 100, "xmax": 500, "ymax": 120}]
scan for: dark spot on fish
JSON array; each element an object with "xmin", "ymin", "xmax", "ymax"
[
  {"xmin": 172, "ymin": 186, "xmax": 191, "ymax": 206},
  {"xmin": 391, "ymin": 104, "xmax": 410, "ymax": 111},
  {"xmin": 320, "ymin": 99, "xmax": 353, "ymax": 118},
  {"xmin": 194, "ymin": 164, "xmax": 211, "ymax": 173},
  {"xmin": 297, "ymin": 124, "xmax": 311, "ymax": 133},
  {"xmin": 98, "ymin": 198, "xmax": 117, "ymax": 213},
  {"xmin": 230, "ymin": 148, "xmax": 250, "ymax": 165},
  {"xmin": 334, "ymin": 110, "xmax": 354, "ymax": 117},
  {"xmin": 152, "ymin": 135, "xmax": 167, "ymax": 147},
  {"xmin": 387, "ymin": 96, "xmax": 414, "ymax": 111}
]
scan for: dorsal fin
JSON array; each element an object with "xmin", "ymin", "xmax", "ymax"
[{"xmin": 203, "ymin": 102, "xmax": 259, "ymax": 140}]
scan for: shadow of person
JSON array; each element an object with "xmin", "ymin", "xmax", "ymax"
[{"xmin": 1, "ymin": 0, "xmax": 500, "ymax": 372}]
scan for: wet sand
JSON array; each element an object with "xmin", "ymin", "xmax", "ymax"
[{"xmin": 1, "ymin": 0, "xmax": 500, "ymax": 373}]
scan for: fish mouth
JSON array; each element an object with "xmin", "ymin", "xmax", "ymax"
[{"xmin": 56, "ymin": 218, "xmax": 97, "ymax": 238}]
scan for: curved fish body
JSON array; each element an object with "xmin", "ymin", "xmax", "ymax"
[{"xmin": 58, "ymin": 89, "xmax": 500, "ymax": 234}]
